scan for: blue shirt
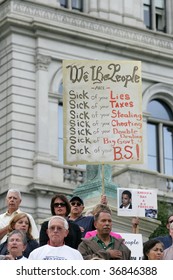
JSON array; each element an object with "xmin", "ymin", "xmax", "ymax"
[
  {"xmin": 68, "ymin": 215, "xmax": 95, "ymax": 237},
  {"xmin": 154, "ymin": 235, "xmax": 172, "ymax": 249}
]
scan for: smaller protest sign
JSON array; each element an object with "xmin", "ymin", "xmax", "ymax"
[
  {"xmin": 117, "ymin": 188, "xmax": 157, "ymax": 217},
  {"xmin": 120, "ymin": 233, "xmax": 143, "ymax": 260}
]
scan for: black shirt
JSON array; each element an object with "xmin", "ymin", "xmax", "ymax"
[{"xmin": 39, "ymin": 219, "xmax": 82, "ymax": 249}]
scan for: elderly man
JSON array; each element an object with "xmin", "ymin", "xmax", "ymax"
[
  {"xmin": 0, "ymin": 189, "xmax": 39, "ymax": 243},
  {"xmin": 29, "ymin": 216, "xmax": 83, "ymax": 260},
  {"xmin": 78, "ymin": 209, "xmax": 131, "ymax": 260}
]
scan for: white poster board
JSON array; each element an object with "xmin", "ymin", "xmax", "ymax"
[
  {"xmin": 63, "ymin": 60, "xmax": 143, "ymax": 165},
  {"xmin": 120, "ymin": 233, "xmax": 143, "ymax": 260},
  {"xmin": 117, "ymin": 188, "xmax": 158, "ymax": 217}
]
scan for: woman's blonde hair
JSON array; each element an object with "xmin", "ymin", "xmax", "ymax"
[{"xmin": 8, "ymin": 212, "xmax": 33, "ymax": 240}]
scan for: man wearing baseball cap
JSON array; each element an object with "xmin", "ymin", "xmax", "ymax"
[{"xmin": 68, "ymin": 196, "xmax": 95, "ymax": 237}]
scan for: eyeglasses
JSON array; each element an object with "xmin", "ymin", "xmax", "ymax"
[
  {"xmin": 70, "ymin": 202, "xmax": 82, "ymax": 207},
  {"xmin": 49, "ymin": 226, "xmax": 65, "ymax": 231},
  {"xmin": 168, "ymin": 220, "xmax": 173, "ymax": 224},
  {"xmin": 53, "ymin": 203, "xmax": 66, "ymax": 208}
]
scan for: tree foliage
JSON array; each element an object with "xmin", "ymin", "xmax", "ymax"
[{"xmin": 149, "ymin": 201, "xmax": 169, "ymax": 238}]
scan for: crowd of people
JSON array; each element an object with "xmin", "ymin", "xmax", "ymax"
[{"xmin": 0, "ymin": 189, "xmax": 172, "ymax": 260}]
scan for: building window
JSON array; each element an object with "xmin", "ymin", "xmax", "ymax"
[
  {"xmin": 143, "ymin": 0, "xmax": 151, "ymax": 29},
  {"xmin": 60, "ymin": 0, "xmax": 83, "ymax": 11},
  {"xmin": 147, "ymin": 99, "xmax": 173, "ymax": 176},
  {"xmin": 143, "ymin": 0, "xmax": 166, "ymax": 32}
]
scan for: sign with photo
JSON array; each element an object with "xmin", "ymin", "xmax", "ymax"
[
  {"xmin": 63, "ymin": 60, "xmax": 143, "ymax": 165},
  {"xmin": 117, "ymin": 188, "xmax": 158, "ymax": 217}
]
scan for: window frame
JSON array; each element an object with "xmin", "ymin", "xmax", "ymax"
[
  {"xmin": 59, "ymin": 0, "xmax": 83, "ymax": 12},
  {"xmin": 143, "ymin": 0, "xmax": 167, "ymax": 33},
  {"xmin": 147, "ymin": 100, "xmax": 173, "ymax": 175}
]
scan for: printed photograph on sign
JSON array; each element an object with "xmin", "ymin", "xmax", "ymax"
[
  {"xmin": 119, "ymin": 189, "xmax": 132, "ymax": 210},
  {"xmin": 117, "ymin": 188, "xmax": 157, "ymax": 217},
  {"xmin": 63, "ymin": 60, "xmax": 143, "ymax": 165}
]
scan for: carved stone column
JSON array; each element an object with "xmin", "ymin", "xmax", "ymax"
[
  {"xmin": 32, "ymin": 54, "xmax": 52, "ymax": 185},
  {"xmin": 35, "ymin": 54, "xmax": 51, "ymax": 158}
]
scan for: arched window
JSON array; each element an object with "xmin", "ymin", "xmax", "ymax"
[{"xmin": 147, "ymin": 99, "xmax": 173, "ymax": 175}]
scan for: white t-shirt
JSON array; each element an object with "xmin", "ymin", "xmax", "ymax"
[
  {"xmin": 0, "ymin": 209, "xmax": 39, "ymax": 244},
  {"xmin": 28, "ymin": 244, "xmax": 83, "ymax": 260}
]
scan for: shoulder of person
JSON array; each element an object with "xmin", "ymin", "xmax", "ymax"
[
  {"xmin": 112, "ymin": 237, "xmax": 127, "ymax": 245},
  {"xmin": 41, "ymin": 220, "xmax": 49, "ymax": 226},
  {"xmin": 80, "ymin": 237, "xmax": 96, "ymax": 243},
  {"xmin": 84, "ymin": 215, "xmax": 94, "ymax": 221},
  {"xmin": 68, "ymin": 220, "xmax": 80, "ymax": 229},
  {"xmin": 155, "ymin": 235, "xmax": 170, "ymax": 241},
  {"xmin": 163, "ymin": 245, "xmax": 173, "ymax": 260},
  {"xmin": 113, "ymin": 236, "xmax": 124, "ymax": 241},
  {"xmin": 28, "ymin": 238, "xmax": 39, "ymax": 245},
  {"xmin": 0, "ymin": 213, "xmax": 6, "ymax": 219}
]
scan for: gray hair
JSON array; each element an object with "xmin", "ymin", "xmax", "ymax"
[
  {"xmin": 7, "ymin": 189, "xmax": 22, "ymax": 199},
  {"xmin": 48, "ymin": 216, "xmax": 69, "ymax": 230},
  {"xmin": 7, "ymin": 229, "xmax": 27, "ymax": 245}
]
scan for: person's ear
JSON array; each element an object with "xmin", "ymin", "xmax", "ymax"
[
  {"xmin": 64, "ymin": 229, "xmax": 69, "ymax": 237},
  {"xmin": 23, "ymin": 244, "xmax": 27, "ymax": 252},
  {"xmin": 166, "ymin": 223, "xmax": 170, "ymax": 230}
]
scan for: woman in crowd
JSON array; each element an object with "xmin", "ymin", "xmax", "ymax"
[
  {"xmin": 143, "ymin": 239, "xmax": 164, "ymax": 260},
  {"xmin": 0, "ymin": 212, "xmax": 39, "ymax": 257},
  {"xmin": 1, "ymin": 230, "xmax": 28, "ymax": 260},
  {"xmin": 39, "ymin": 193, "xmax": 81, "ymax": 249}
]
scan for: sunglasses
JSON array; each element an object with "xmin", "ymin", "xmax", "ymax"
[
  {"xmin": 70, "ymin": 202, "xmax": 82, "ymax": 207},
  {"xmin": 53, "ymin": 202, "xmax": 66, "ymax": 208}
]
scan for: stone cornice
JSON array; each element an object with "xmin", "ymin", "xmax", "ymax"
[{"xmin": 0, "ymin": 0, "xmax": 173, "ymax": 55}]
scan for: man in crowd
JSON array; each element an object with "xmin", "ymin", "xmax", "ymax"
[
  {"xmin": 154, "ymin": 214, "xmax": 173, "ymax": 249},
  {"xmin": 0, "ymin": 189, "xmax": 39, "ymax": 243},
  {"xmin": 68, "ymin": 196, "xmax": 95, "ymax": 237},
  {"xmin": 29, "ymin": 216, "xmax": 83, "ymax": 260},
  {"xmin": 78, "ymin": 209, "xmax": 131, "ymax": 260}
]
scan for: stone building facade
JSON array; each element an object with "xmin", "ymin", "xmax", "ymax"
[{"xmin": 0, "ymin": 0, "xmax": 173, "ymax": 238}]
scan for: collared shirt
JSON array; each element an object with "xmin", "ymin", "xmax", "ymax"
[
  {"xmin": 0, "ymin": 209, "xmax": 39, "ymax": 244},
  {"xmin": 93, "ymin": 235, "xmax": 115, "ymax": 250}
]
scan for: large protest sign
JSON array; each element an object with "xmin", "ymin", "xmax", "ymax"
[
  {"xmin": 63, "ymin": 60, "xmax": 143, "ymax": 165},
  {"xmin": 117, "ymin": 188, "xmax": 158, "ymax": 217}
]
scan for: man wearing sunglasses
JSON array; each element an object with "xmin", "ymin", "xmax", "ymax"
[
  {"xmin": 154, "ymin": 214, "xmax": 173, "ymax": 249},
  {"xmin": 68, "ymin": 196, "xmax": 95, "ymax": 238}
]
